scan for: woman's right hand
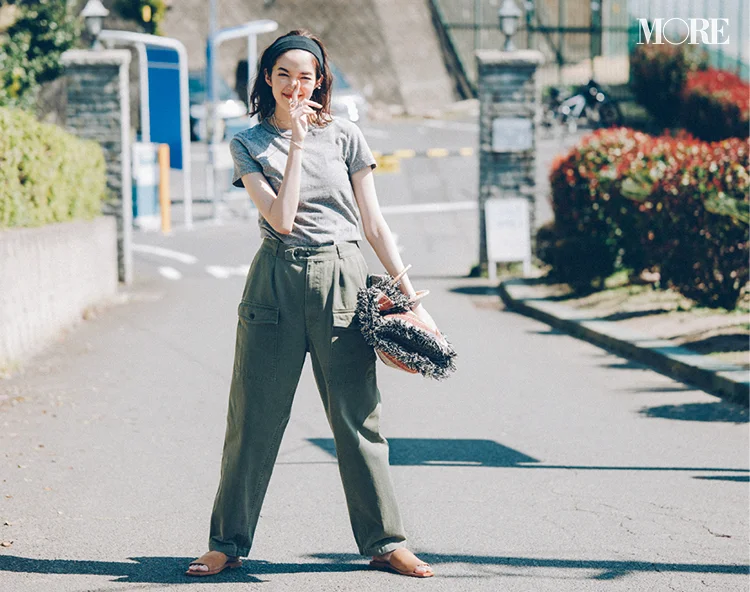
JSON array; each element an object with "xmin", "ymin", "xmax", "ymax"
[{"xmin": 289, "ymin": 85, "xmax": 322, "ymax": 144}]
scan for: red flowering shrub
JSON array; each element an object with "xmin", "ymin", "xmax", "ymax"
[
  {"xmin": 542, "ymin": 128, "xmax": 749, "ymax": 309},
  {"xmin": 682, "ymin": 69, "xmax": 750, "ymax": 141},
  {"xmin": 650, "ymin": 138, "xmax": 749, "ymax": 308},
  {"xmin": 544, "ymin": 131, "xmax": 626, "ymax": 289}
]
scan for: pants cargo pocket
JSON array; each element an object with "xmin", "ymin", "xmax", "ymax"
[{"xmin": 235, "ymin": 301, "xmax": 279, "ymax": 382}]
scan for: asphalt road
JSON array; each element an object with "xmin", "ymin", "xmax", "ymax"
[{"xmin": 1, "ymin": 118, "xmax": 748, "ymax": 591}]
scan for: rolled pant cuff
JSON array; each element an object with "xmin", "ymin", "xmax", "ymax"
[
  {"xmin": 363, "ymin": 539, "xmax": 408, "ymax": 557},
  {"xmin": 208, "ymin": 540, "xmax": 249, "ymax": 559}
]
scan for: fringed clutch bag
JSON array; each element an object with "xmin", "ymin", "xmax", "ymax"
[{"xmin": 355, "ymin": 265, "xmax": 457, "ymax": 380}]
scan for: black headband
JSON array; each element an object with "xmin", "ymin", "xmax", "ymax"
[{"xmin": 264, "ymin": 35, "xmax": 325, "ymax": 76}]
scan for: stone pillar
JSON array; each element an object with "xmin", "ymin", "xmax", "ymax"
[
  {"xmin": 476, "ymin": 49, "xmax": 544, "ymax": 272},
  {"xmin": 61, "ymin": 49, "xmax": 132, "ymax": 284}
]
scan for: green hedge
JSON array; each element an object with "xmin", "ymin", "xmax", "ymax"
[
  {"xmin": 0, "ymin": 106, "xmax": 107, "ymax": 228},
  {"xmin": 540, "ymin": 127, "xmax": 749, "ymax": 309},
  {"xmin": 629, "ymin": 43, "xmax": 749, "ymax": 142},
  {"xmin": 629, "ymin": 42, "xmax": 707, "ymax": 129}
]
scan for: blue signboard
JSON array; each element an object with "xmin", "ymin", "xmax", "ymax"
[{"xmin": 146, "ymin": 46, "xmax": 182, "ymax": 169}]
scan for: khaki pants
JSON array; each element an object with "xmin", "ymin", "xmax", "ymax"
[{"xmin": 208, "ymin": 236, "xmax": 407, "ymax": 557}]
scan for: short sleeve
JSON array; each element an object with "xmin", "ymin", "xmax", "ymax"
[
  {"xmin": 230, "ymin": 136, "xmax": 263, "ymax": 188},
  {"xmin": 344, "ymin": 122, "xmax": 377, "ymax": 176}
]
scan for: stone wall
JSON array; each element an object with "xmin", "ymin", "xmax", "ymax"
[
  {"xmin": 0, "ymin": 218, "xmax": 118, "ymax": 374},
  {"xmin": 477, "ymin": 50, "xmax": 544, "ymax": 268},
  {"xmin": 62, "ymin": 49, "xmax": 132, "ymax": 284}
]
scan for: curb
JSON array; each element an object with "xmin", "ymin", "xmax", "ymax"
[{"xmin": 498, "ymin": 278, "xmax": 750, "ymax": 407}]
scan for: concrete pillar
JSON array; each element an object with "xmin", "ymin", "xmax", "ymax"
[
  {"xmin": 61, "ymin": 49, "xmax": 132, "ymax": 284},
  {"xmin": 476, "ymin": 49, "xmax": 544, "ymax": 273}
]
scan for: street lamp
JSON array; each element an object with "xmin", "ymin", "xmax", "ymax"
[
  {"xmin": 81, "ymin": 0, "xmax": 109, "ymax": 50},
  {"xmin": 498, "ymin": 0, "xmax": 522, "ymax": 52}
]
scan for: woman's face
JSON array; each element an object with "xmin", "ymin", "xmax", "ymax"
[{"xmin": 265, "ymin": 49, "xmax": 320, "ymax": 115}]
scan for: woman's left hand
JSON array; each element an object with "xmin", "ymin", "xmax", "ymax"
[{"xmin": 411, "ymin": 302, "xmax": 439, "ymax": 333}]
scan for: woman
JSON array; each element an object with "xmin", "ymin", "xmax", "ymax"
[{"xmin": 187, "ymin": 29, "xmax": 436, "ymax": 580}]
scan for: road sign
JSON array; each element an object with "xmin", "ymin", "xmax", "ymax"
[
  {"xmin": 485, "ymin": 196, "xmax": 532, "ymax": 281},
  {"xmin": 491, "ymin": 117, "xmax": 533, "ymax": 152},
  {"xmin": 147, "ymin": 46, "xmax": 182, "ymax": 169}
]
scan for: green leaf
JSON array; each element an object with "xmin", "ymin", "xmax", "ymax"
[{"xmin": 620, "ymin": 176, "xmax": 652, "ymax": 201}]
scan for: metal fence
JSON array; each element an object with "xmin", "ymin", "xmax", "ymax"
[{"xmin": 429, "ymin": 0, "xmax": 749, "ymax": 97}]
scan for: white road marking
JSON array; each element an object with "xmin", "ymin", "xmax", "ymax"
[
  {"xmin": 158, "ymin": 266, "xmax": 182, "ymax": 280},
  {"xmin": 380, "ymin": 201, "xmax": 477, "ymax": 215},
  {"xmin": 206, "ymin": 264, "xmax": 251, "ymax": 279},
  {"xmin": 361, "ymin": 127, "xmax": 391, "ymax": 139},
  {"xmin": 133, "ymin": 244, "xmax": 197, "ymax": 264},
  {"xmin": 421, "ymin": 120, "xmax": 479, "ymax": 132}
]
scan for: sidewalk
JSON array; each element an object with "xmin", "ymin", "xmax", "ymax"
[{"xmin": 499, "ymin": 278, "xmax": 750, "ymax": 407}]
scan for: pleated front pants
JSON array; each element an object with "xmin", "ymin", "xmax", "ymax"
[{"xmin": 208, "ymin": 236, "xmax": 407, "ymax": 558}]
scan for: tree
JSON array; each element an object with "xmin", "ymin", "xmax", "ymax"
[
  {"xmin": 113, "ymin": 0, "xmax": 166, "ymax": 35},
  {"xmin": 0, "ymin": 0, "xmax": 79, "ymax": 110}
]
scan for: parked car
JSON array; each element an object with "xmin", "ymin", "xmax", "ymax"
[{"xmin": 188, "ymin": 70, "xmax": 247, "ymax": 141}]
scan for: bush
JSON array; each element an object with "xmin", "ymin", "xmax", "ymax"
[
  {"xmin": 546, "ymin": 127, "xmax": 657, "ymax": 290},
  {"xmin": 113, "ymin": 0, "xmax": 168, "ymax": 36},
  {"xmin": 649, "ymin": 138, "xmax": 749, "ymax": 308},
  {"xmin": 629, "ymin": 42, "xmax": 708, "ymax": 129},
  {"xmin": 681, "ymin": 69, "xmax": 750, "ymax": 142},
  {"xmin": 0, "ymin": 0, "xmax": 79, "ymax": 110},
  {"xmin": 543, "ymin": 127, "xmax": 749, "ymax": 309},
  {"xmin": 629, "ymin": 43, "xmax": 748, "ymax": 142},
  {"xmin": 535, "ymin": 221, "xmax": 611, "ymax": 292},
  {"xmin": 0, "ymin": 107, "xmax": 107, "ymax": 228}
]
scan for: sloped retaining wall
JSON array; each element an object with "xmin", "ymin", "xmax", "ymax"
[{"xmin": 0, "ymin": 217, "xmax": 118, "ymax": 373}]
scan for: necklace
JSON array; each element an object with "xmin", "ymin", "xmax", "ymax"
[{"xmin": 269, "ymin": 113, "xmax": 290, "ymax": 136}]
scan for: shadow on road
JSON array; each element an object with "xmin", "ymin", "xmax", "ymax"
[
  {"xmin": 0, "ymin": 555, "xmax": 364, "ymax": 585},
  {"xmin": 638, "ymin": 401, "xmax": 749, "ymax": 424},
  {"xmin": 307, "ymin": 438, "xmax": 749, "ymax": 475},
  {"xmin": 449, "ymin": 285, "xmax": 500, "ymax": 296},
  {"xmin": 309, "ymin": 437, "xmax": 538, "ymax": 467},
  {"xmin": 1, "ymin": 552, "xmax": 746, "ymax": 584},
  {"xmin": 310, "ymin": 552, "xmax": 749, "ymax": 581},
  {"xmin": 694, "ymin": 475, "xmax": 749, "ymax": 482}
]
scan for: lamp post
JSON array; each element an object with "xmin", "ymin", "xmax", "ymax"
[
  {"xmin": 498, "ymin": 0, "xmax": 522, "ymax": 52},
  {"xmin": 81, "ymin": 0, "xmax": 109, "ymax": 50}
]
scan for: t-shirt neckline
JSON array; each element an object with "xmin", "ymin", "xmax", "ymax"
[
  {"xmin": 260, "ymin": 116, "xmax": 331, "ymax": 137},
  {"xmin": 260, "ymin": 117, "xmax": 292, "ymax": 137}
]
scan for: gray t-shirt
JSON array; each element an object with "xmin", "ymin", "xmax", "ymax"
[{"xmin": 230, "ymin": 116, "xmax": 377, "ymax": 246}]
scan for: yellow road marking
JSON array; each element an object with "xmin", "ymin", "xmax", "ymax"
[{"xmin": 375, "ymin": 155, "xmax": 401, "ymax": 174}]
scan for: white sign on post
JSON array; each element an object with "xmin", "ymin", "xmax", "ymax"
[
  {"xmin": 485, "ymin": 197, "xmax": 532, "ymax": 282},
  {"xmin": 492, "ymin": 117, "xmax": 533, "ymax": 152}
]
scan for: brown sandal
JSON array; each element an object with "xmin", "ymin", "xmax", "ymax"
[
  {"xmin": 186, "ymin": 550, "xmax": 242, "ymax": 577},
  {"xmin": 369, "ymin": 548, "xmax": 434, "ymax": 578}
]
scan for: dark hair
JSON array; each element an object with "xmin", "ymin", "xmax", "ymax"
[{"xmin": 249, "ymin": 29, "xmax": 333, "ymax": 127}]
